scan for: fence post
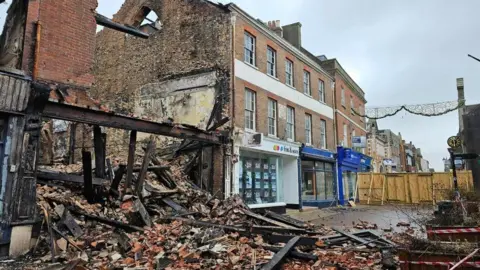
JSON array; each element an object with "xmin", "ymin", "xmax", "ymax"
[
  {"xmin": 367, "ymin": 172, "xmax": 373, "ymax": 205},
  {"xmin": 381, "ymin": 175, "xmax": 386, "ymax": 205}
]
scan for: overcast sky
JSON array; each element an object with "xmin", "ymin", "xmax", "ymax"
[{"xmin": 2, "ymin": 0, "xmax": 479, "ymax": 170}]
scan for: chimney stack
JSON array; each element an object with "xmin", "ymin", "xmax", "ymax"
[
  {"xmin": 267, "ymin": 20, "xmax": 283, "ymax": 37},
  {"xmin": 282, "ymin": 22, "xmax": 302, "ymax": 49}
]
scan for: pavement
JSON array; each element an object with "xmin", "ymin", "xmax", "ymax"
[{"xmin": 287, "ymin": 204, "xmax": 434, "ymax": 234}]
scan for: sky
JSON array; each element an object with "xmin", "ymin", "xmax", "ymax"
[{"xmin": 2, "ymin": 0, "xmax": 480, "ymax": 171}]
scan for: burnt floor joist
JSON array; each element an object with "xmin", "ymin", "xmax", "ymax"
[{"xmin": 42, "ymin": 102, "xmax": 223, "ymax": 144}]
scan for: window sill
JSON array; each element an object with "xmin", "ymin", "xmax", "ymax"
[
  {"xmin": 287, "ymin": 138, "xmax": 295, "ymax": 143},
  {"xmin": 303, "ymin": 92, "xmax": 312, "ymax": 98},
  {"xmin": 244, "ymin": 61, "xmax": 258, "ymax": 70},
  {"xmin": 267, "ymin": 73, "xmax": 279, "ymax": 81},
  {"xmin": 267, "ymin": 134, "xmax": 278, "ymax": 139},
  {"xmin": 245, "ymin": 128, "xmax": 256, "ymax": 133},
  {"xmin": 286, "ymin": 84, "xmax": 296, "ymax": 90}
]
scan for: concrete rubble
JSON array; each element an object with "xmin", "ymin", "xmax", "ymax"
[{"xmin": 1, "ymin": 150, "xmax": 401, "ymax": 270}]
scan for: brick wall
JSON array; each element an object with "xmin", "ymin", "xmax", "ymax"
[
  {"xmin": 23, "ymin": 0, "xmax": 97, "ymax": 87},
  {"xmin": 233, "ymin": 16, "xmax": 335, "ymax": 151},
  {"xmin": 336, "ymin": 113, "xmax": 366, "ymax": 148},
  {"xmin": 93, "ymin": 0, "xmax": 232, "ymax": 196},
  {"xmin": 94, "ymin": 0, "xmax": 232, "ymax": 113},
  {"xmin": 334, "ymin": 74, "xmax": 366, "ymax": 129}
]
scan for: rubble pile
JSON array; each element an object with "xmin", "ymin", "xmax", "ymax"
[{"xmin": 19, "ymin": 156, "xmax": 398, "ymax": 269}]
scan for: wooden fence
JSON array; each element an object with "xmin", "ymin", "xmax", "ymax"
[{"xmin": 357, "ymin": 171, "xmax": 474, "ymax": 204}]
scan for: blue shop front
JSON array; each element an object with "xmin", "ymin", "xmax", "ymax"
[
  {"xmin": 337, "ymin": 146, "xmax": 372, "ymax": 205},
  {"xmin": 298, "ymin": 145, "xmax": 337, "ymax": 209}
]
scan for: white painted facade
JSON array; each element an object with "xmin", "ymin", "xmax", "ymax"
[{"xmin": 235, "ymin": 60, "xmax": 334, "ymax": 120}]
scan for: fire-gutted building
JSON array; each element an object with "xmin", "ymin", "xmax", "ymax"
[
  {"xmin": 96, "ymin": 1, "xmax": 338, "ymax": 212},
  {"xmin": 0, "ymin": 0, "xmax": 225, "ymax": 257},
  {"xmin": 94, "ymin": 0, "xmax": 233, "ymax": 197}
]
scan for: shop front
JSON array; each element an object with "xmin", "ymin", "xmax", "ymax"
[
  {"xmin": 337, "ymin": 146, "xmax": 372, "ymax": 205},
  {"xmin": 234, "ymin": 133, "xmax": 300, "ymax": 213},
  {"xmin": 299, "ymin": 145, "xmax": 337, "ymax": 209}
]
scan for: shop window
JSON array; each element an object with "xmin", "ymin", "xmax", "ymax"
[
  {"xmin": 239, "ymin": 154, "xmax": 279, "ymax": 205},
  {"xmin": 301, "ymin": 161, "xmax": 336, "ymax": 201}
]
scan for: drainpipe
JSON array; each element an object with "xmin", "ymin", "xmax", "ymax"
[
  {"xmin": 331, "ymin": 80, "xmax": 340, "ymax": 206},
  {"xmin": 229, "ymin": 14, "xmax": 236, "ymax": 197}
]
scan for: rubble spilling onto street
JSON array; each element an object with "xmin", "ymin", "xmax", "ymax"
[{"xmin": 3, "ymin": 151, "xmax": 402, "ymax": 270}]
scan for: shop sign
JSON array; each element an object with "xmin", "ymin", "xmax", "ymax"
[
  {"xmin": 352, "ymin": 136, "xmax": 367, "ymax": 148},
  {"xmin": 383, "ymin": 159, "xmax": 396, "ymax": 166},
  {"xmin": 273, "ymin": 145, "xmax": 299, "ymax": 155}
]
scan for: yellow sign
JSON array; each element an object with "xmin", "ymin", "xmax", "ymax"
[{"xmin": 447, "ymin": 136, "xmax": 462, "ymax": 149}]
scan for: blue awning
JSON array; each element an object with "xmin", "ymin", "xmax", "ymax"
[{"xmin": 300, "ymin": 146, "xmax": 336, "ymax": 162}]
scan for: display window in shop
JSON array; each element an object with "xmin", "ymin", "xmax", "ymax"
[
  {"xmin": 342, "ymin": 171, "xmax": 357, "ymax": 200},
  {"xmin": 301, "ymin": 161, "xmax": 335, "ymax": 201},
  {"xmin": 238, "ymin": 151, "xmax": 282, "ymax": 205}
]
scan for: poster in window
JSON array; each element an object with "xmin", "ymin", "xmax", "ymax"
[
  {"xmin": 246, "ymin": 173, "xmax": 252, "ymax": 188},
  {"xmin": 245, "ymin": 190, "xmax": 252, "ymax": 198},
  {"xmin": 255, "ymin": 190, "xmax": 261, "ymax": 199},
  {"xmin": 246, "ymin": 161, "xmax": 252, "ymax": 169},
  {"xmin": 263, "ymin": 164, "xmax": 269, "ymax": 170},
  {"xmin": 271, "ymin": 164, "xmax": 276, "ymax": 170},
  {"xmin": 263, "ymin": 172, "xmax": 269, "ymax": 179},
  {"xmin": 270, "ymin": 173, "xmax": 276, "ymax": 180},
  {"xmin": 254, "ymin": 162, "xmax": 261, "ymax": 169},
  {"xmin": 255, "ymin": 172, "xmax": 261, "ymax": 179}
]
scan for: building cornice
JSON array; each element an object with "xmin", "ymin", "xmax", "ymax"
[{"xmin": 228, "ymin": 4, "xmax": 334, "ymax": 81}]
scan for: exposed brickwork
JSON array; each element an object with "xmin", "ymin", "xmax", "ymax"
[
  {"xmin": 93, "ymin": 0, "xmax": 232, "ymax": 196},
  {"xmin": 233, "ymin": 16, "xmax": 335, "ymax": 151},
  {"xmin": 23, "ymin": 0, "xmax": 97, "ymax": 87}
]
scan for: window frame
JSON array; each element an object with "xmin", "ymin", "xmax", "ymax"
[
  {"xmin": 343, "ymin": 123, "xmax": 348, "ymax": 147},
  {"xmin": 267, "ymin": 98, "xmax": 277, "ymax": 136},
  {"xmin": 285, "ymin": 59, "xmax": 294, "ymax": 87},
  {"xmin": 305, "ymin": 113, "xmax": 312, "ymax": 144},
  {"xmin": 303, "ymin": 70, "xmax": 311, "ymax": 96},
  {"xmin": 341, "ymin": 87, "xmax": 346, "ymax": 107},
  {"xmin": 350, "ymin": 96, "xmax": 355, "ymax": 115},
  {"xmin": 320, "ymin": 119, "xmax": 327, "ymax": 149},
  {"xmin": 267, "ymin": 46, "xmax": 276, "ymax": 77},
  {"xmin": 244, "ymin": 88, "xmax": 256, "ymax": 131},
  {"xmin": 319, "ymin": 79, "xmax": 325, "ymax": 103},
  {"xmin": 286, "ymin": 106, "xmax": 295, "ymax": 140},
  {"xmin": 244, "ymin": 31, "xmax": 256, "ymax": 66}
]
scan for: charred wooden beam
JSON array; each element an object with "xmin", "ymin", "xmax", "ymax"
[
  {"xmin": 93, "ymin": 126, "xmax": 105, "ymax": 178},
  {"xmin": 82, "ymin": 151, "xmax": 94, "ymax": 203},
  {"xmin": 125, "ymin": 130, "xmax": 137, "ymax": 192},
  {"xmin": 248, "ymin": 243, "xmax": 317, "ymax": 261},
  {"xmin": 162, "ymin": 217, "xmax": 246, "ymax": 233},
  {"xmin": 332, "ymin": 227, "xmax": 376, "ymax": 248},
  {"xmin": 68, "ymin": 123, "xmax": 77, "ymax": 164},
  {"xmin": 260, "ymin": 236, "xmax": 300, "ymax": 270},
  {"xmin": 135, "ymin": 138, "xmax": 156, "ymax": 197},
  {"xmin": 263, "ymin": 210, "xmax": 308, "ymax": 228},
  {"xmin": 132, "ymin": 165, "xmax": 169, "ymax": 172},
  {"xmin": 243, "ymin": 210, "xmax": 296, "ymax": 229},
  {"xmin": 69, "ymin": 208, "xmax": 144, "ymax": 232},
  {"xmin": 95, "ymin": 13, "xmax": 149, "ymax": 39},
  {"xmin": 42, "ymin": 102, "xmax": 223, "ymax": 144},
  {"xmin": 162, "ymin": 197, "xmax": 188, "ymax": 215},
  {"xmin": 110, "ymin": 164, "xmax": 126, "ymax": 196},
  {"xmin": 106, "ymin": 158, "xmax": 114, "ymax": 181},
  {"xmin": 37, "ymin": 169, "xmax": 106, "ymax": 185}
]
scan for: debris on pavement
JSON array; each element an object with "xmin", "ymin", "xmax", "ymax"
[{"xmin": 5, "ymin": 148, "xmax": 402, "ymax": 270}]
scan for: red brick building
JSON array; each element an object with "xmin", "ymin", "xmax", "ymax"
[{"xmin": 320, "ymin": 58, "xmax": 367, "ymax": 150}]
